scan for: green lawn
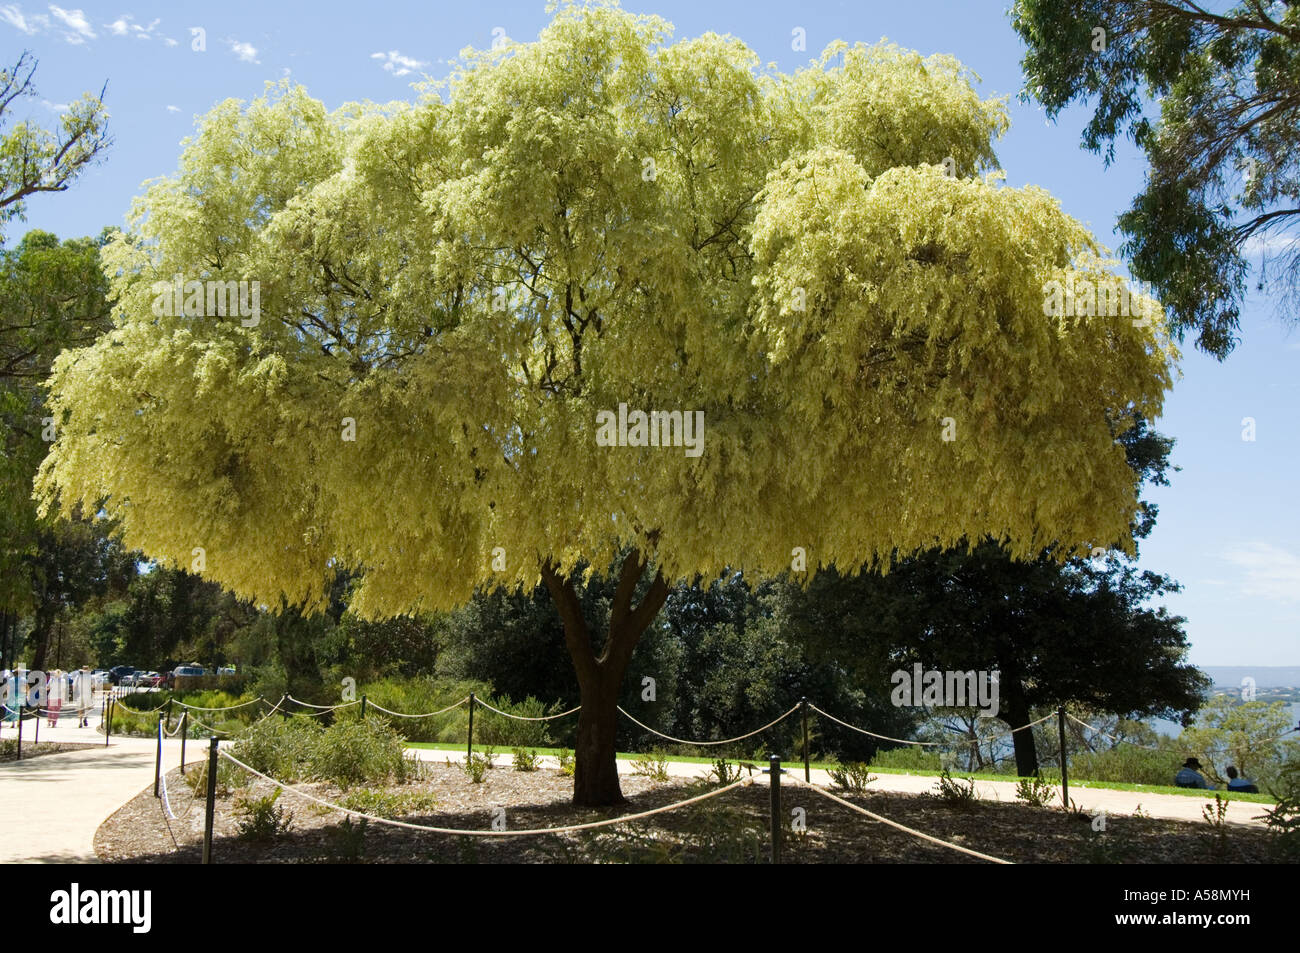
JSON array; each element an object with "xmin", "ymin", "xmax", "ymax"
[{"xmin": 404, "ymin": 742, "xmax": 1276, "ymax": 804}]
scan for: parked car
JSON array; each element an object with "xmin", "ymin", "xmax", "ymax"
[
  {"xmin": 108, "ymin": 666, "xmax": 136, "ymax": 686},
  {"xmin": 166, "ymin": 665, "xmax": 206, "ymax": 689}
]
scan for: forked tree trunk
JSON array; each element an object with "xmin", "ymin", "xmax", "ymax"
[{"xmin": 542, "ymin": 550, "xmax": 669, "ymax": 807}]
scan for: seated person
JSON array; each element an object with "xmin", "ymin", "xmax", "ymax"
[
  {"xmin": 1174, "ymin": 757, "xmax": 1215, "ymax": 789},
  {"xmin": 1225, "ymin": 766, "xmax": 1259, "ymax": 794}
]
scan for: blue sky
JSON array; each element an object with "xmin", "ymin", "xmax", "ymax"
[{"xmin": 4, "ymin": 1, "xmax": 1297, "ymax": 666}]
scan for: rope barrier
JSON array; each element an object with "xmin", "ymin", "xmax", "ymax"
[
  {"xmin": 811, "ymin": 704, "xmax": 1057, "ymax": 746},
  {"xmin": 1065, "ymin": 713, "xmax": 1164, "ymax": 751},
  {"xmin": 365, "ymin": 697, "xmax": 470, "ymax": 719},
  {"xmin": 790, "ymin": 776, "xmax": 1013, "ymax": 864},
  {"xmin": 616, "ymin": 702, "xmax": 802, "ymax": 747},
  {"xmin": 187, "ymin": 716, "xmax": 233, "ymax": 736},
  {"xmin": 474, "ymin": 698, "xmax": 580, "ymax": 722},
  {"xmin": 286, "ymin": 695, "xmax": 360, "ymax": 710},
  {"xmin": 219, "ymin": 749, "xmax": 755, "ymax": 837}
]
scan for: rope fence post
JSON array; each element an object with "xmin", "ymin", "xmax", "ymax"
[
  {"xmin": 360, "ymin": 694, "xmax": 367, "ymax": 720},
  {"xmin": 33, "ymin": 705, "xmax": 39, "ymax": 745},
  {"xmin": 202, "ymin": 737, "xmax": 218, "ymax": 865},
  {"xmin": 180, "ymin": 710, "xmax": 188, "ymax": 771},
  {"xmin": 466, "ymin": 692, "xmax": 475, "ymax": 762},
  {"xmin": 167, "ymin": 697, "xmax": 174, "ymax": 730},
  {"xmin": 154, "ymin": 714, "xmax": 163, "ymax": 798},
  {"xmin": 104, "ymin": 698, "xmax": 113, "ymax": 747},
  {"xmin": 768, "ymin": 754, "xmax": 782, "ymax": 865},
  {"xmin": 801, "ymin": 697, "xmax": 810, "ymax": 783},
  {"xmin": 15, "ymin": 707, "xmax": 21, "ymax": 760},
  {"xmin": 1057, "ymin": 705, "xmax": 1069, "ymax": 809}
]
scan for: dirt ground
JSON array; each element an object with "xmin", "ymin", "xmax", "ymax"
[
  {"xmin": 1, "ymin": 740, "xmax": 98, "ymax": 762},
  {"xmin": 94, "ymin": 759, "xmax": 1281, "ymax": 864}
]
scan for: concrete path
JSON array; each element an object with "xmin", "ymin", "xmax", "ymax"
[
  {"xmin": 0, "ymin": 719, "xmax": 163, "ymax": 863},
  {"xmin": 0, "ymin": 717, "xmax": 1270, "ymax": 864}
]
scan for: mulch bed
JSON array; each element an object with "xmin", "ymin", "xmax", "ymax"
[
  {"xmin": 95, "ymin": 760, "xmax": 1281, "ymax": 864},
  {"xmin": 0, "ymin": 740, "xmax": 99, "ymax": 762}
]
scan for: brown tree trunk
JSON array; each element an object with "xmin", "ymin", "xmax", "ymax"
[
  {"xmin": 1001, "ymin": 685, "xmax": 1039, "ymax": 777},
  {"xmin": 542, "ymin": 549, "xmax": 669, "ymax": 807}
]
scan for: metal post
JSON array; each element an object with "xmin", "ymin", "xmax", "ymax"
[
  {"xmin": 167, "ymin": 697, "xmax": 174, "ymax": 730},
  {"xmin": 15, "ymin": 708, "xmax": 21, "ymax": 760},
  {"xmin": 104, "ymin": 698, "xmax": 113, "ymax": 746},
  {"xmin": 153, "ymin": 714, "xmax": 163, "ymax": 798},
  {"xmin": 768, "ymin": 754, "xmax": 783, "ymax": 865},
  {"xmin": 202, "ymin": 736, "xmax": 218, "ymax": 864},
  {"xmin": 360, "ymin": 694, "xmax": 367, "ymax": 720},
  {"xmin": 466, "ymin": 692, "xmax": 476, "ymax": 762},
  {"xmin": 180, "ymin": 710, "xmax": 188, "ymax": 771},
  {"xmin": 101, "ymin": 696, "xmax": 108, "ymax": 746},
  {"xmin": 1057, "ymin": 705, "xmax": 1069, "ymax": 809},
  {"xmin": 33, "ymin": 705, "xmax": 39, "ymax": 745},
  {"xmin": 801, "ymin": 697, "xmax": 811, "ymax": 782}
]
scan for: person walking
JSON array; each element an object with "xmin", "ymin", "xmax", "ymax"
[
  {"xmin": 73, "ymin": 667, "xmax": 94, "ymax": 728},
  {"xmin": 47, "ymin": 669, "xmax": 66, "ymax": 727}
]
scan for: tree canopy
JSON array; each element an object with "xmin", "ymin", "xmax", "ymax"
[
  {"xmin": 1011, "ymin": 0, "xmax": 1300, "ymax": 357},
  {"xmin": 36, "ymin": 2, "xmax": 1176, "ymax": 620}
]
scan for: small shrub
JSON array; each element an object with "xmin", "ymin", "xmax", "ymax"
[
  {"xmin": 512, "ymin": 747, "xmax": 541, "ymax": 772},
  {"xmin": 631, "ymin": 750, "xmax": 670, "ymax": 783},
  {"xmin": 933, "ymin": 769, "xmax": 978, "ymax": 809},
  {"xmin": 557, "ymin": 749, "xmax": 575, "ymax": 777},
  {"xmin": 184, "ymin": 756, "xmax": 243, "ymax": 797},
  {"xmin": 1014, "ymin": 774, "xmax": 1056, "ymax": 808},
  {"xmin": 828, "ymin": 762, "xmax": 876, "ymax": 793},
  {"xmin": 464, "ymin": 752, "xmax": 492, "ymax": 783},
  {"xmin": 328, "ymin": 816, "xmax": 368, "ymax": 863},
  {"xmin": 339, "ymin": 787, "xmax": 439, "ymax": 819},
  {"xmin": 1199, "ymin": 794, "xmax": 1233, "ymax": 860},
  {"xmin": 707, "ymin": 758, "xmax": 743, "ymax": 785},
  {"xmin": 1260, "ymin": 760, "xmax": 1300, "ymax": 861},
  {"xmin": 234, "ymin": 788, "xmax": 293, "ymax": 841}
]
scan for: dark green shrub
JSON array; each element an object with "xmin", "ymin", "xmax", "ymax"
[
  {"xmin": 308, "ymin": 719, "xmax": 409, "ymax": 787},
  {"xmin": 234, "ymin": 788, "xmax": 293, "ymax": 841},
  {"xmin": 229, "ymin": 717, "xmax": 323, "ymax": 781},
  {"xmin": 828, "ymin": 762, "xmax": 876, "ymax": 793}
]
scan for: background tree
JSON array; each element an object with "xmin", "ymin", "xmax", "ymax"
[
  {"xmin": 37, "ymin": 3, "xmax": 1175, "ymax": 804},
  {"xmin": 1011, "ymin": 0, "xmax": 1300, "ymax": 357},
  {"xmin": 790, "ymin": 418, "xmax": 1207, "ymax": 776},
  {"xmin": 0, "ymin": 51, "xmax": 111, "ymax": 238}
]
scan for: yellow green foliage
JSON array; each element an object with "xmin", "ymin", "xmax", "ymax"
[{"xmin": 35, "ymin": 2, "xmax": 1175, "ymax": 618}]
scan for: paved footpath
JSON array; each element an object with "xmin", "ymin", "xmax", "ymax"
[{"xmin": 0, "ymin": 719, "xmax": 1271, "ymax": 863}]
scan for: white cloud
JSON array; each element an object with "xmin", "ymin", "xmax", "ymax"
[
  {"xmin": 227, "ymin": 39, "xmax": 259, "ymax": 63},
  {"xmin": 1223, "ymin": 542, "xmax": 1300, "ymax": 604},
  {"xmin": 165, "ymin": 104, "xmax": 180, "ymax": 113},
  {"xmin": 371, "ymin": 49, "xmax": 426, "ymax": 77},
  {"xmin": 49, "ymin": 5, "xmax": 94, "ymax": 43},
  {"xmin": 162, "ymin": 36, "xmax": 176, "ymax": 46},
  {"xmin": 104, "ymin": 15, "xmax": 127, "ymax": 35},
  {"xmin": 1, "ymin": 4, "xmax": 49, "ymax": 34},
  {"xmin": 40, "ymin": 97, "xmax": 68, "ymax": 112}
]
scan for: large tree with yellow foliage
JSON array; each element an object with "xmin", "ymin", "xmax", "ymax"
[{"xmin": 36, "ymin": 2, "xmax": 1175, "ymax": 804}]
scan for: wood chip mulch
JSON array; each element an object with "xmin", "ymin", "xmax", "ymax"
[
  {"xmin": 94, "ymin": 760, "xmax": 1281, "ymax": 864},
  {"xmin": 1, "ymin": 740, "xmax": 99, "ymax": 762}
]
